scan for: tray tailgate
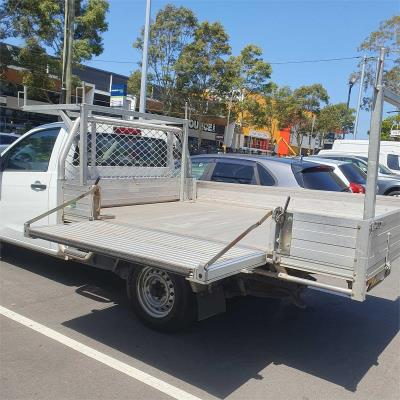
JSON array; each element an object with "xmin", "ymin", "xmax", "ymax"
[{"xmin": 28, "ymin": 220, "xmax": 267, "ymax": 279}]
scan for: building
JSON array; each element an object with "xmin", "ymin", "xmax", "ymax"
[
  {"xmin": 0, "ymin": 43, "xmax": 149, "ymax": 133},
  {"xmin": 0, "ymin": 43, "xmax": 227, "ymax": 154}
]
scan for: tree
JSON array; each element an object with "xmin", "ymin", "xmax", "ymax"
[
  {"xmin": 18, "ymin": 39, "xmax": 60, "ymax": 102},
  {"xmin": 176, "ymin": 21, "xmax": 231, "ymax": 144},
  {"xmin": 0, "ymin": 0, "xmax": 109, "ymax": 97},
  {"xmin": 177, "ymin": 21, "xmax": 231, "ymax": 99},
  {"xmin": 273, "ymin": 84, "xmax": 329, "ymax": 150},
  {"xmin": 133, "ymin": 4, "xmax": 197, "ymax": 114},
  {"xmin": 1, "ymin": 0, "xmax": 109, "ymax": 61},
  {"xmin": 316, "ymin": 103, "xmax": 355, "ymax": 144},
  {"xmin": 381, "ymin": 114, "xmax": 400, "ymax": 141},
  {"xmin": 127, "ymin": 69, "xmax": 153, "ymax": 99},
  {"xmin": 227, "ymin": 45, "xmax": 273, "ymax": 128},
  {"xmin": 355, "ymin": 15, "xmax": 400, "ymax": 109}
]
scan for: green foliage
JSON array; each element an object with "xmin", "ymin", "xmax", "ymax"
[
  {"xmin": 316, "ymin": 103, "xmax": 355, "ymax": 134},
  {"xmin": 127, "ymin": 69, "xmax": 153, "ymax": 98},
  {"xmin": 175, "ymin": 20, "xmax": 232, "ymax": 127},
  {"xmin": 18, "ymin": 38, "xmax": 59, "ymax": 102},
  {"xmin": 0, "ymin": 0, "xmax": 109, "ymax": 90},
  {"xmin": 127, "ymin": 69, "xmax": 142, "ymax": 97},
  {"xmin": 233, "ymin": 45, "xmax": 272, "ymax": 94},
  {"xmin": 0, "ymin": 43, "xmax": 17, "ymax": 78},
  {"xmin": 381, "ymin": 114, "xmax": 400, "ymax": 141},
  {"xmin": 132, "ymin": 3, "xmax": 273, "ymax": 133},
  {"xmin": 278, "ymin": 84, "xmax": 328, "ymax": 129},
  {"xmin": 267, "ymin": 84, "xmax": 329, "ymax": 149},
  {"xmin": 177, "ymin": 21, "xmax": 231, "ymax": 98},
  {"xmin": 0, "ymin": 0, "xmax": 109, "ymax": 60},
  {"xmin": 227, "ymin": 45, "xmax": 273, "ymax": 127},
  {"xmin": 133, "ymin": 4, "xmax": 197, "ymax": 112},
  {"xmin": 355, "ymin": 15, "xmax": 400, "ymax": 109}
]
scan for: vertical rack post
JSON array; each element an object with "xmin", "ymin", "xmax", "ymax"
[
  {"xmin": 363, "ymin": 47, "xmax": 385, "ymax": 220},
  {"xmin": 80, "ymin": 104, "xmax": 88, "ymax": 185},
  {"xmin": 180, "ymin": 102, "xmax": 189, "ymax": 201}
]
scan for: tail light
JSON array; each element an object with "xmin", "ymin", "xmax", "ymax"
[{"xmin": 349, "ymin": 182, "xmax": 365, "ymax": 194}]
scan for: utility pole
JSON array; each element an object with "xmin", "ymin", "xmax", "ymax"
[
  {"xmin": 60, "ymin": 0, "xmax": 75, "ymax": 104},
  {"xmin": 225, "ymin": 90, "xmax": 235, "ymax": 149},
  {"xmin": 363, "ymin": 47, "xmax": 385, "ymax": 220},
  {"xmin": 353, "ymin": 55, "xmax": 367, "ymax": 139},
  {"xmin": 308, "ymin": 114, "xmax": 316, "ymax": 155},
  {"xmin": 139, "ymin": 0, "xmax": 151, "ymax": 113}
]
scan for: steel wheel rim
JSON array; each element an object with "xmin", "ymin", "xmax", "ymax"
[{"xmin": 136, "ymin": 267, "xmax": 175, "ymax": 318}]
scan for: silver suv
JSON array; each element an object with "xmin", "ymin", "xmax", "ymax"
[{"xmin": 191, "ymin": 154, "xmax": 350, "ymax": 192}]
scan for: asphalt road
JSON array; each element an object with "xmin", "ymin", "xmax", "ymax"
[{"xmin": 1, "ymin": 243, "xmax": 399, "ymax": 400}]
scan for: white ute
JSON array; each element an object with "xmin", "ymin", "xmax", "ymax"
[{"xmin": 1, "ymin": 104, "xmax": 399, "ymax": 331}]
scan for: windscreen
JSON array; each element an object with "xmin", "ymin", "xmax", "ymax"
[
  {"xmin": 294, "ymin": 165, "xmax": 348, "ymax": 191},
  {"xmin": 339, "ymin": 163, "xmax": 366, "ymax": 184}
]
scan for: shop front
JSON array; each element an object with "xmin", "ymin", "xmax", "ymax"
[
  {"xmin": 188, "ymin": 117, "xmax": 226, "ymax": 154},
  {"xmin": 242, "ymin": 129, "xmax": 271, "ymax": 154}
]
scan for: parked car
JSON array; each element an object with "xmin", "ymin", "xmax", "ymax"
[
  {"xmin": 303, "ymin": 157, "xmax": 368, "ymax": 194},
  {"xmin": 313, "ymin": 153, "xmax": 400, "ymax": 197},
  {"xmin": 318, "ymin": 140, "xmax": 400, "ymax": 174},
  {"xmin": 0, "ymin": 132, "xmax": 19, "ymax": 154},
  {"xmin": 191, "ymin": 154, "xmax": 350, "ymax": 192}
]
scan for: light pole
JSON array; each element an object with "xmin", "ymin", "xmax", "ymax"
[
  {"xmin": 345, "ymin": 75, "xmax": 357, "ymax": 137},
  {"xmin": 346, "ymin": 75, "xmax": 357, "ymax": 110},
  {"xmin": 139, "ymin": 0, "xmax": 151, "ymax": 113}
]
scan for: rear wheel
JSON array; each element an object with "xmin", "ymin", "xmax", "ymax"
[
  {"xmin": 127, "ymin": 266, "xmax": 197, "ymax": 332},
  {"xmin": 387, "ymin": 190, "xmax": 400, "ymax": 197}
]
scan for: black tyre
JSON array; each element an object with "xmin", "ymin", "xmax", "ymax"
[
  {"xmin": 387, "ymin": 190, "xmax": 400, "ymax": 197},
  {"xmin": 127, "ymin": 266, "xmax": 197, "ymax": 332}
]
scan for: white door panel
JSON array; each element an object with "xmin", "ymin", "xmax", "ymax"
[{"xmin": 0, "ymin": 127, "xmax": 61, "ymax": 250}]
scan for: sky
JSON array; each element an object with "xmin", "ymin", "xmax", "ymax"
[{"xmin": 8, "ymin": 0, "xmax": 400, "ymax": 137}]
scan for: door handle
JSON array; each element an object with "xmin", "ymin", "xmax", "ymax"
[{"xmin": 31, "ymin": 181, "xmax": 47, "ymax": 191}]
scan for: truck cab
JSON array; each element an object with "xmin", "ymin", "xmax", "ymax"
[{"xmin": 0, "ymin": 123, "xmax": 67, "ymax": 252}]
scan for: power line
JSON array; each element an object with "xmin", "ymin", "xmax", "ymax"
[
  {"xmin": 85, "ymin": 55, "xmax": 364, "ymax": 66},
  {"xmin": 269, "ymin": 56, "xmax": 362, "ymax": 64}
]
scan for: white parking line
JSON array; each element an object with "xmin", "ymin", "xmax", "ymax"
[{"xmin": 0, "ymin": 305, "xmax": 202, "ymax": 400}]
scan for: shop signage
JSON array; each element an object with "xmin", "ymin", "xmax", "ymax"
[
  {"xmin": 249, "ymin": 130, "xmax": 269, "ymax": 139},
  {"xmin": 188, "ymin": 119, "xmax": 225, "ymax": 140}
]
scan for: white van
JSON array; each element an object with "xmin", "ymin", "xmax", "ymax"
[{"xmin": 319, "ymin": 140, "xmax": 400, "ymax": 174}]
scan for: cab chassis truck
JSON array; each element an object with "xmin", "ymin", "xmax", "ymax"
[{"xmin": 1, "ymin": 52, "xmax": 399, "ymax": 331}]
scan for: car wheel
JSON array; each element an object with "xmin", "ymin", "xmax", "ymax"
[
  {"xmin": 387, "ymin": 190, "xmax": 400, "ymax": 197},
  {"xmin": 127, "ymin": 266, "xmax": 197, "ymax": 332}
]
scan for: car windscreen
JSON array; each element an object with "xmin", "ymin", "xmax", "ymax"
[
  {"xmin": 338, "ymin": 163, "xmax": 366, "ymax": 184},
  {"xmin": 293, "ymin": 164, "xmax": 348, "ymax": 191}
]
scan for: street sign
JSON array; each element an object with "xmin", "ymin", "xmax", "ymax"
[
  {"xmin": 111, "ymin": 84, "xmax": 127, "ymax": 97},
  {"xmin": 110, "ymin": 84, "xmax": 127, "ymax": 108}
]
